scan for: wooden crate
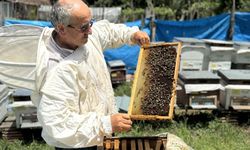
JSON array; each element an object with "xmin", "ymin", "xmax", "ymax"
[
  {"xmin": 128, "ymin": 42, "xmax": 182, "ymax": 120},
  {"xmin": 103, "ymin": 136, "xmax": 167, "ymax": 150}
]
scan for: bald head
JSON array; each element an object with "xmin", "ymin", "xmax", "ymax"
[{"xmin": 50, "ymin": 0, "xmax": 91, "ymax": 29}]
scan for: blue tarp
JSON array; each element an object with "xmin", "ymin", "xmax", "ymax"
[
  {"xmin": 4, "ymin": 19, "xmax": 53, "ymax": 27},
  {"xmin": 155, "ymin": 12, "xmax": 250, "ymax": 42},
  {"xmin": 155, "ymin": 13, "xmax": 231, "ymax": 42},
  {"xmin": 234, "ymin": 12, "xmax": 250, "ymax": 41}
]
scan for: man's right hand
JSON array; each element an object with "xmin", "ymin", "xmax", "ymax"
[{"xmin": 111, "ymin": 113, "xmax": 132, "ymax": 133}]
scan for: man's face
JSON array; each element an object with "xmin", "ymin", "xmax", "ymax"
[
  {"xmin": 59, "ymin": 2, "xmax": 93, "ymax": 49},
  {"xmin": 64, "ymin": 16, "xmax": 93, "ymax": 47}
]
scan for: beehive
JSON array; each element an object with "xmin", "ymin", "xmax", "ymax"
[
  {"xmin": 103, "ymin": 136, "xmax": 167, "ymax": 150},
  {"xmin": 128, "ymin": 42, "xmax": 181, "ymax": 120}
]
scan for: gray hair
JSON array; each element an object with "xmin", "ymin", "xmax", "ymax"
[{"xmin": 50, "ymin": 2, "xmax": 74, "ymax": 28}]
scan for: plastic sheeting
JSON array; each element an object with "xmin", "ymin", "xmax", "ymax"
[
  {"xmin": 155, "ymin": 13, "xmax": 230, "ymax": 42},
  {"xmin": 0, "ymin": 25, "xmax": 43, "ymax": 90},
  {"xmin": 0, "ymin": 84, "xmax": 9, "ymax": 123},
  {"xmin": 155, "ymin": 12, "xmax": 250, "ymax": 42},
  {"xmin": 4, "ymin": 19, "xmax": 53, "ymax": 27},
  {"xmin": 234, "ymin": 12, "xmax": 250, "ymax": 41}
]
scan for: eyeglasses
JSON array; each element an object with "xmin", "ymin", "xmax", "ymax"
[{"xmin": 67, "ymin": 19, "xmax": 94, "ymax": 33}]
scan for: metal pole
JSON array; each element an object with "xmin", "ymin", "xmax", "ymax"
[
  {"xmin": 146, "ymin": 0, "xmax": 155, "ymax": 42},
  {"xmin": 0, "ymin": 3, "xmax": 4, "ymax": 26},
  {"xmin": 228, "ymin": 0, "xmax": 235, "ymax": 41}
]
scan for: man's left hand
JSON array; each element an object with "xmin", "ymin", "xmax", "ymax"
[{"xmin": 132, "ymin": 31, "xmax": 150, "ymax": 46}]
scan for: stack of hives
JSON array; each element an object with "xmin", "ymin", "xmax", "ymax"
[{"xmin": 128, "ymin": 42, "xmax": 181, "ymax": 120}]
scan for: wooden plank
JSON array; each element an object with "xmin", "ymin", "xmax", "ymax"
[
  {"xmin": 155, "ymin": 139, "xmax": 162, "ymax": 150},
  {"xmin": 105, "ymin": 140, "xmax": 111, "ymax": 149},
  {"xmin": 128, "ymin": 46, "xmax": 147, "ymax": 115},
  {"xmin": 168, "ymin": 42, "xmax": 182, "ymax": 119},
  {"xmin": 114, "ymin": 139, "xmax": 119, "ymax": 150},
  {"xmin": 0, "ymin": 121, "xmax": 16, "ymax": 129},
  {"xmin": 21, "ymin": 122, "xmax": 41, "ymax": 129},
  {"xmin": 137, "ymin": 139, "xmax": 143, "ymax": 150},
  {"xmin": 144, "ymin": 139, "xmax": 151, "ymax": 150},
  {"xmin": 162, "ymin": 139, "xmax": 168, "ymax": 150},
  {"xmin": 131, "ymin": 139, "xmax": 136, "ymax": 150},
  {"xmin": 4, "ymin": 116, "xmax": 16, "ymax": 122},
  {"xmin": 121, "ymin": 139, "xmax": 127, "ymax": 150}
]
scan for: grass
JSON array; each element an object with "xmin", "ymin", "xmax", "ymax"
[
  {"xmin": 113, "ymin": 82, "xmax": 250, "ymax": 150},
  {"xmin": 0, "ymin": 118, "xmax": 249, "ymax": 150},
  {"xmin": 116, "ymin": 114, "xmax": 250, "ymax": 150},
  {"xmin": 0, "ymin": 140, "xmax": 53, "ymax": 150},
  {"xmin": 0, "ymin": 82, "xmax": 249, "ymax": 149},
  {"xmin": 113, "ymin": 82, "xmax": 132, "ymax": 97}
]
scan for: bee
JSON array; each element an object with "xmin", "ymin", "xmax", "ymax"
[{"xmin": 140, "ymin": 45, "xmax": 177, "ymax": 116}]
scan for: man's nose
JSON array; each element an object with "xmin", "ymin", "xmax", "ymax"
[{"xmin": 87, "ymin": 27, "xmax": 92, "ymax": 35}]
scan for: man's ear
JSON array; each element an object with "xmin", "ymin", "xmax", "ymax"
[{"xmin": 57, "ymin": 24, "xmax": 66, "ymax": 35}]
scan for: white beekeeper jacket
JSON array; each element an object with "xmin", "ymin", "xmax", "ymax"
[{"xmin": 33, "ymin": 20, "xmax": 139, "ymax": 148}]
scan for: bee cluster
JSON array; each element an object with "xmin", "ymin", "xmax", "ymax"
[{"xmin": 141, "ymin": 45, "xmax": 177, "ymax": 115}]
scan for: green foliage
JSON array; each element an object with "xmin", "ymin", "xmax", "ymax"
[
  {"xmin": 120, "ymin": 7, "xmax": 175, "ymax": 22},
  {"xmin": 0, "ymin": 140, "xmax": 53, "ymax": 150},
  {"xmin": 119, "ymin": 8, "xmax": 145, "ymax": 22},
  {"xmin": 188, "ymin": 1, "xmax": 220, "ymax": 19},
  {"xmin": 27, "ymin": 6, "xmax": 37, "ymax": 20},
  {"xmin": 154, "ymin": 7, "xmax": 175, "ymax": 20},
  {"xmin": 114, "ymin": 82, "xmax": 132, "ymax": 96},
  {"xmin": 239, "ymin": 0, "xmax": 250, "ymax": 11}
]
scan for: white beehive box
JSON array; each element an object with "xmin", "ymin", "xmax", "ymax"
[
  {"xmin": 218, "ymin": 70, "xmax": 250, "ymax": 110},
  {"xmin": 177, "ymin": 71, "xmax": 223, "ymax": 109},
  {"xmin": 203, "ymin": 39, "xmax": 235, "ymax": 72},
  {"xmin": 232, "ymin": 42, "xmax": 250, "ymax": 69},
  {"xmin": 174, "ymin": 37, "xmax": 209, "ymax": 71}
]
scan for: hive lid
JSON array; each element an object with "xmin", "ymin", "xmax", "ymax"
[
  {"xmin": 184, "ymin": 84, "xmax": 224, "ymax": 93},
  {"xmin": 12, "ymin": 88, "xmax": 32, "ymax": 97},
  {"xmin": 179, "ymin": 71, "xmax": 220, "ymax": 80},
  {"xmin": 174, "ymin": 37, "xmax": 204, "ymax": 44},
  {"xmin": 234, "ymin": 41, "xmax": 250, "ymax": 46},
  {"xmin": 107, "ymin": 60, "xmax": 125, "ymax": 67},
  {"xmin": 191, "ymin": 105, "xmax": 217, "ymax": 109},
  {"xmin": 203, "ymin": 39, "xmax": 233, "ymax": 45},
  {"xmin": 210, "ymin": 46, "xmax": 235, "ymax": 52},
  {"xmin": 231, "ymin": 105, "xmax": 250, "ymax": 110},
  {"xmin": 174, "ymin": 37, "xmax": 204, "ymax": 43},
  {"xmin": 218, "ymin": 70, "xmax": 250, "ymax": 81}
]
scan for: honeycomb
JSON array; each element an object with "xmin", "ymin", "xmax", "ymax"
[{"xmin": 141, "ymin": 45, "xmax": 177, "ymax": 115}]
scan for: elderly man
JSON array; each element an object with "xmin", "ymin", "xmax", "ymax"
[{"xmin": 34, "ymin": 0, "xmax": 150, "ymax": 149}]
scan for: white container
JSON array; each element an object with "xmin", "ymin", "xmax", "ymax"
[
  {"xmin": 177, "ymin": 71, "xmax": 223, "ymax": 109},
  {"xmin": 208, "ymin": 61, "xmax": 232, "ymax": 72},
  {"xmin": 203, "ymin": 39, "xmax": 235, "ymax": 72},
  {"xmin": 0, "ymin": 25, "xmax": 42, "ymax": 90},
  {"xmin": 218, "ymin": 70, "xmax": 250, "ymax": 110},
  {"xmin": 174, "ymin": 37, "xmax": 209, "ymax": 71},
  {"xmin": 232, "ymin": 41, "xmax": 250, "ymax": 64},
  {"xmin": 220, "ymin": 85, "xmax": 250, "ymax": 110}
]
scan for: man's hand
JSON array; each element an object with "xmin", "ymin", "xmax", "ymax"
[
  {"xmin": 111, "ymin": 113, "xmax": 132, "ymax": 133},
  {"xmin": 132, "ymin": 31, "xmax": 150, "ymax": 46}
]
